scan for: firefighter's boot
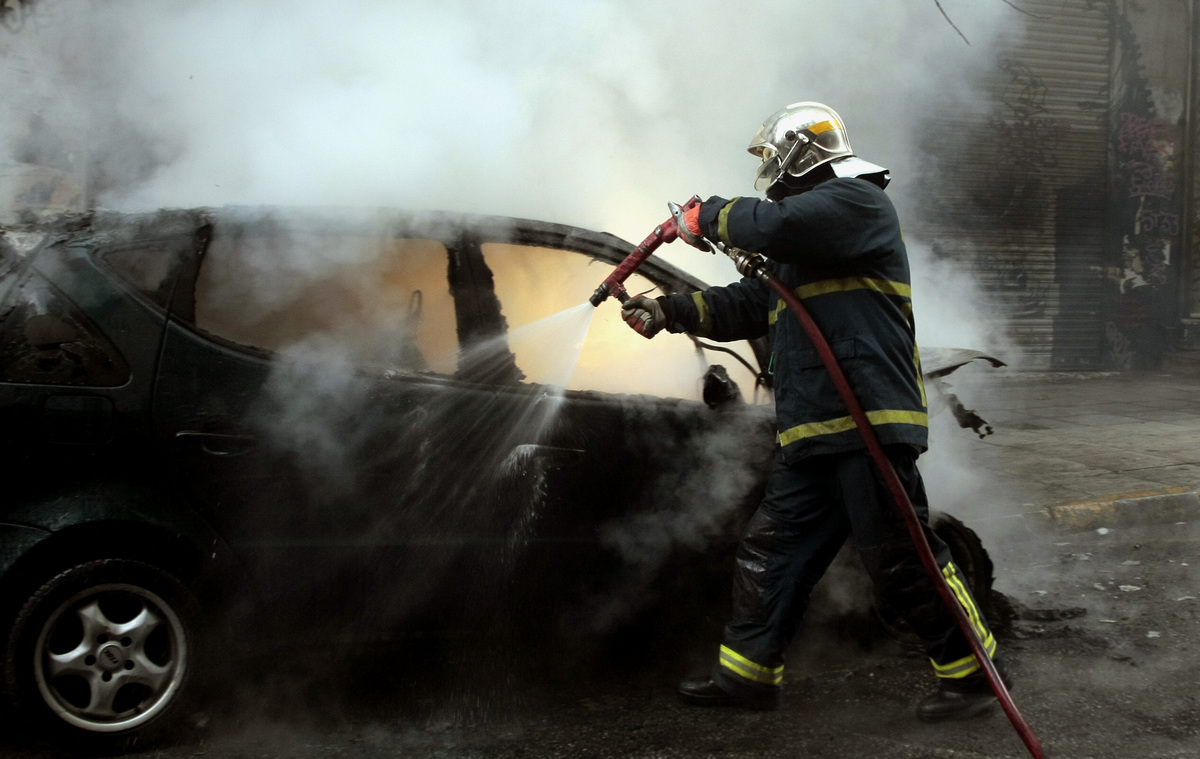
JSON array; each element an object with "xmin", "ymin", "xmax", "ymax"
[
  {"xmin": 916, "ymin": 657, "xmax": 1012, "ymax": 722},
  {"xmin": 677, "ymin": 678, "xmax": 780, "ymax": 711}
]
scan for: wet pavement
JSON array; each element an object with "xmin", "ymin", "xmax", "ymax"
[
  {"xmin": 931, "ymin": 366, "xmax": 1200, "ymax": 534},
  {"xmin": 9, "ymin": 519, "xmax": 1188, "ymax": 759}
]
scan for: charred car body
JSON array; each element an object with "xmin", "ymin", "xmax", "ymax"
[{"xmin": 0, "ymin": 207, "xmax": 999, "ymax": 750}]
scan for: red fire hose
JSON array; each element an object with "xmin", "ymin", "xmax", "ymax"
[
  {"xmin": 761, "ymin": 271, "xmax": 1046, "ymax": 759},
  {"xmin": 594, "ymin": 201, "xmax": 1047, "ymax": 759}
]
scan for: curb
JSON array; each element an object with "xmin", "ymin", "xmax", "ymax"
[{"xmin": 1044, "ymin": 485, "xmax": 1200, "ymax": 531}]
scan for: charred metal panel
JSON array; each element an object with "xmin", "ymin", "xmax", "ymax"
[{"xmin": 449, "ymin": 232, "xmax": 522, "ymax": 384}]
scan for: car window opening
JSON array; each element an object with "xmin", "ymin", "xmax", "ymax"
[
  {"xmin": 0, "ymin": 271, "xmax": 130, "ymax": 386},
  {"xmin": 192, "ymin": 228, "xmax": 459, "ymax": 376},
  {"xmin": 481, "ymin": 242, "xmax": 765, "ymax": 402}
]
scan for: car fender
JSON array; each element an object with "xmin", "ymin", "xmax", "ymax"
[
  {"xmin": 0, "ymin": 522, "xmax": 52, "ymax": 592},
  {"xmin": 2, "ymin": 475, "xmax": 247, "ymax": 614}
]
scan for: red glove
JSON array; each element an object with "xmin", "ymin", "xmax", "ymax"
[{"xmin": 676, "ymin": 202, "xmax": 706, "ymax": 249}]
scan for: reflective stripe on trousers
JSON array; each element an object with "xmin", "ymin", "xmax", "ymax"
[
  {"xmin": 931, "ymin": 561, "xmax": 997, "ymax": 679},
  {"xmin": 718, "ymin": 645, "xmax": 784, "ymax": 686},
  {"xmin": 711, "ymin": 448, "xmax": 1000, "ymax": 697}
]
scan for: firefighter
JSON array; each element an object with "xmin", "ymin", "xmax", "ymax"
[{"xmin": 621, "ymin": 102, "xmax": 1009, "ymax": 721}]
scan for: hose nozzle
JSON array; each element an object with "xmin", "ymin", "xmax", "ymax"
[
  {"xmin": 588, "ymin": 196, "xmax": 700, "ymax": 308},
  {"xmin": 589, "ymin": 282, "xmax": 627, "ymax": 307}
]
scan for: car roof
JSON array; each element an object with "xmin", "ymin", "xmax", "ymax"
[{"xmin": 5, "ymin": 206, "xmax": 708, "ymax": 295}]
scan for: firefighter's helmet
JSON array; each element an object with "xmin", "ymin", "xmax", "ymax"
[{"xmin": 747, "ymin": 102, "xmax": 889, "ymax": 197}]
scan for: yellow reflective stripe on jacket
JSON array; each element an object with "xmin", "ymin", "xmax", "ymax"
[
  {"xmin": 913, "ymin": 341, "xmax": 928, "ymax": 408},
  {"xmin": 799, "ymin": 276, "xmax": 911, "ymax": 300},
  {"xmin": 718, "ymin": 645, "xmax": 783, "ymax": 686},
  {"xmin": 898, "ymin": 301, "xmax": 927, "ymax": 407},
  {"xmin": 768, "ymin": 277, "xmax": 912, "ymax": 325},
  {"xmin": 717, "ymin": 198, "xmax": 740, "ymax": 248},
  {"xmin": 691, "ymin": 291, "xmax": 713, "ymax": 337},
  {"xmin": 777, "ymin": 409, "xmax": 928, "ymax": 448},
  {"xmin": 930, "ymin": 562, "xmax": 997, "ymax": 679}
]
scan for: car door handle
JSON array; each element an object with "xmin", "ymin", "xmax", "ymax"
[{"xmin": 175, "ymin": 430, "xmax": 259, "ymax": 457}]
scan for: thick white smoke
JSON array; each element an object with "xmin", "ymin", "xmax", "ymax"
[{"xmin": 4, "ymin": 2, "xmax": 1016, "ymax": 278}]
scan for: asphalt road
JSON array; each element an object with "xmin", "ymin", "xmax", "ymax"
[{"xmin": 5, "ymin": 517, "xmax": 1198, "ymax": 758}]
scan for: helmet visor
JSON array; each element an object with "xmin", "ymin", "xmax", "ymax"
[{"xmin": 754, "ymin": 149, "xmax": 780, "ymax": 192}]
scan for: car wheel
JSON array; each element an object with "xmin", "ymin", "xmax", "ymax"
[
  {"xmin": 3, "ymin": 558, "xmax": 201, "ymax": 751},
  {"xmin": 873, "ymin": 511, "xmax": 996, "ymax": 642}
]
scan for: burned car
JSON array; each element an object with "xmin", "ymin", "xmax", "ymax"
[{"xmin": 0, "ymin": 207, "xmax": 999, "ymax": 750}]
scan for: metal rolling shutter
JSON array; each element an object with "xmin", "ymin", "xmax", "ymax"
[{"xmin": 916, "ymin": 0, "xmax": 1111, "ymax": 369}]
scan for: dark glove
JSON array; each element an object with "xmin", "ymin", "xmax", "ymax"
[{"xmin": 621, "ymin": 296, "xmax": 667, "ymax": 338}]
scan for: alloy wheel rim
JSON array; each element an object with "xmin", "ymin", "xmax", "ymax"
[{"xmin": 33, "ymin": 582, "xmax": 188, "ymax": 732}]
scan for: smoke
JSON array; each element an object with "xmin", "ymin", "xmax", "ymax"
[
  {"xmin": 2, "ymin": 0, "xmax": 1025, "ymax": 378},
  {"xmin": 1, "ymin": 0, "xmax": 1033, "ymax": 668},
  {"xmin": 5, "ymin": 3, "xmax": 1015, "ymax": 235},
  {"xmin": 907, "ymin": 235, "xmax": 1018, "ymax": 524},
  {"xmin": 1, "ymin": 0, "xmax": 1025, "ymax": 382}
]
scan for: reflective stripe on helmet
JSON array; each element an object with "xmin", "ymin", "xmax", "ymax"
[{"xmin": 803, "ymin": 119, "xmax": 838, "ymax": 136}]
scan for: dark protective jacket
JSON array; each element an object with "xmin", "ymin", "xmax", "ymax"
[{"xmin": 659, "ymin": 177, "xmax": 927, "ymax": 461}]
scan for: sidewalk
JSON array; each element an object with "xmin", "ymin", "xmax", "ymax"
[{"xmin": 939, "ymin": 366, "xmax": 1200, "ymax": 532}]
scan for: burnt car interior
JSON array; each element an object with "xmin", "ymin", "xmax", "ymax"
[{"xmin": 154, "ymin": 208, "xmax": 771, "ymax": 402}]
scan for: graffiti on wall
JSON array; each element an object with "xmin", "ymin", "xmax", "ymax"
[
  {"xmin": 1119, "ymin": 112, "xmax": 1178, "ymax": 204},
  {"xmin": 915, "ymin": 1, "xmax": 1188, "ymax": 370},
  {"xmin": 1114, "ymin": 106, "xmax": 1178, "ymax": 299},
  {"xmin": 1103, "ymin": 5, "xmax": 1183, "ymax": 370}
]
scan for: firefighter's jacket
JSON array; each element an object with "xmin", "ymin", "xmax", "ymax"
[{"xmin": 659, "ymin": 177, "xmax": 928, "ymax": 461}]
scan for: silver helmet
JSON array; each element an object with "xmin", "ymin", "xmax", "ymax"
[{"xmin": 747, "ymin": 102, "xmax": 889, "ymax": 197}]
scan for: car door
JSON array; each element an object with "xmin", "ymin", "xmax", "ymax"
[
  {"xmin": 148, "ymin": 210, "xmax": 565, "ymax": 639},
  {"xmin": 459, "ymin": 221, "xmax": 777, "ymax": 635},
  {"xmin": 0, "ymin": 228, "xmax": 168, "ymax": 517}
]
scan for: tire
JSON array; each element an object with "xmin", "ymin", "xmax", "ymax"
[
  {"xmin": 3, "ymin": 558, "xmax": 202, "ymax": 752},
  {"xmin": 873, "ymin": 511, "xmax": 996, "ymax": 642}
]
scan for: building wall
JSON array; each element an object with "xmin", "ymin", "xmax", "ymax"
[
  {"xmin": 1105, "ymin": 0, "xmax": 1191, "ymax": 369},
  {"xmin": 915, "ymin": 0, "xmax": 1198, "ymax": 371},
  {"xmin": 1186, "ymin": 4, "xmax": 1200, "ymax": 336},
  {"xmin": 914, "ymin": 0, "xmax": 1112, "ymax": 370}
]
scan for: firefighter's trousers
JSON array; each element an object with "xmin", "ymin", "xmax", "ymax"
[{"xmin": 711, "ymin": 446, "xmax": 997, "ymax": 699}]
